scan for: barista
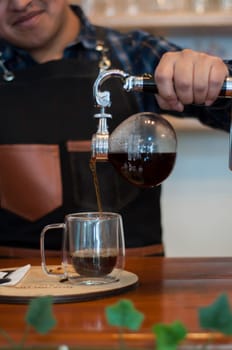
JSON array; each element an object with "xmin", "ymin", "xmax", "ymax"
[{"xmin": 0, "ymin": 1, "xmax": 230, "ymax": 256}]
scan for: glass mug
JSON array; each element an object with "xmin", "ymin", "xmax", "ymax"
[{"xmin": 40, "ymin": 212, "xmax": 125, "ymax": 285}]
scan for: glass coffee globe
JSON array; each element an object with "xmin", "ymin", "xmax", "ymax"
[{"xmin": 108, "ymin": 112, "xmax": 177, "ymax": 188}]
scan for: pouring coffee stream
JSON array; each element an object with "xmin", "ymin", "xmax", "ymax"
[{"xmin": 91, "ymin": 70, "xmax": 232, "ymax": 193}]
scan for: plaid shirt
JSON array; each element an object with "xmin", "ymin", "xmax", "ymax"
[{"xmin": 0, "ymin": 5, "xmax": 231, "ymax": 131}]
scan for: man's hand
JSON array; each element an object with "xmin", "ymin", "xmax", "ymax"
[{"xmin": 154, "ymin": 49, "xmax": 229, "ymax": 112}]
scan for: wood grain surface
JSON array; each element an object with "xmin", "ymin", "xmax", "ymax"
[{"xmin": 1, "ymin": 256, "xmax": 232, "ymax": 348}]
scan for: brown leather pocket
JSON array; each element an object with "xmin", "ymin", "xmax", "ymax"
[
  {"xmin": 0, "ymin": 144, "xmax": 62, "ymax": 221},
  {"xmin": 67, "ymin": 140, "xmax": 91, "ymax": 152}
]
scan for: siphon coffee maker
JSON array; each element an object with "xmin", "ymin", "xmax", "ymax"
[
  {"xmin": 92, "ymin": 69, "xmax": 232, "ymax": 185},
  {"xmin": 91, "ymin": 69, "xmax": 178, "ymax": 188}
]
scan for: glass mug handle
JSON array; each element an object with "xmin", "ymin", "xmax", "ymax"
[{"xmin": 40, "ymin": 223, "xmax": 65, "ymax": 277}]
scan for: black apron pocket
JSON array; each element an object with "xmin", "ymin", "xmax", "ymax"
[{"xmin": 0, "ymin": 144, "xmax": 62, "ymax": 221}]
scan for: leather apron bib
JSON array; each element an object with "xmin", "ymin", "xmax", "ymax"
[{"xmin": 0, "ymin": 57, "xmax": 162, "ymax": 250}]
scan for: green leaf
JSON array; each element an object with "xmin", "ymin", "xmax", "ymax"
[
  {"xmin": 152, "ymin": 321, "xmax": 187, "ymax": 350},
  {"xmin": 105, "ymin": 299, "xmax": 144, "ymax": 331},
  {"xmin": 198, "ymin": 293, "xmax": 232, "ymax": 335},
  {"xmin": 25, "ymin": 296, "xmax": 56, "ymax": 334}
]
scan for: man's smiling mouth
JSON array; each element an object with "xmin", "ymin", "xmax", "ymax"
[{"xmin": 12, "ymin": 10, "xmax": 44, "ymax": 26}]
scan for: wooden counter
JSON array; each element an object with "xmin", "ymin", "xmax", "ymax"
[{"xmin": 1, "ymin": 256, "xmax": 232, "ymax": 348}]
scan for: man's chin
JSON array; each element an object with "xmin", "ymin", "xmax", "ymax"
[{"xmin": 10, "ymin": 35, "xmax": 48, "ymax": 51}]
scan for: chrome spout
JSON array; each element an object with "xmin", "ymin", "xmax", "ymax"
[{"xmin": 92, "ymin": 69, "xmax": 129, "ymax": 160}]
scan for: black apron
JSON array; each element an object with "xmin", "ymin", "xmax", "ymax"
[{"xmin": 0, "ymin": 54, "xmax": 162, "ymax": 249}]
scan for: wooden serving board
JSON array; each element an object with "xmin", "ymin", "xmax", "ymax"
[{"xmin": 0, "ymin": 266, "xmax": 139, "ymax": 304}]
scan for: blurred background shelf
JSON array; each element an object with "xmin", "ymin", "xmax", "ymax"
[
  {"xmin": 90, "ymin": 12, "xmax": 232, "ymax": 32},
  {"xmin": 71, "ymin": 0, "xmax": 232, "ymax": 33}
]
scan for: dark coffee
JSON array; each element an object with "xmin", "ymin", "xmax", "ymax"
[
  {"xmin": 108, "ymin": 152, "xmax": 176, "ymax": 188},
  {"xmin": 89, "ymin": 157, "xmax": 103, "ymax": 212},
  {"xmin": 72, "ymin": 250, "xmax": 117, "ymax": 277}
]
